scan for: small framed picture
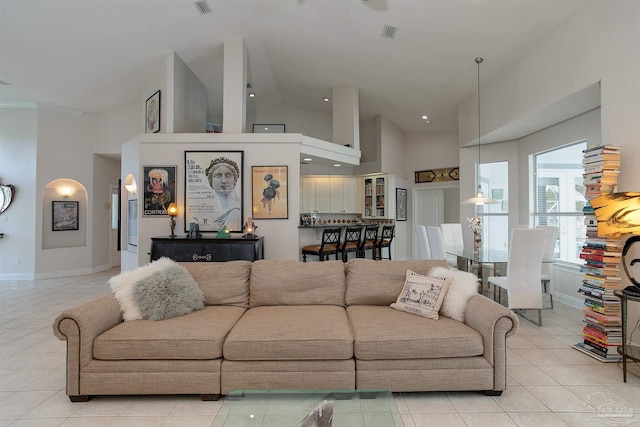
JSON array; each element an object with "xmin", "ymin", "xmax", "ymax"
[
  {"xmin": 128, "ymin": 199, "xmax": 138, "ymax": 247},
  {"xmin": 396, "ymin": 188, "xmax": 407, "ymax": 221},
  {"xmin": 142, "ymin": 165, "xmax": 177, "ymax": 216},
  {"xmin": 52, "ymin": 201, "xmax": 79, "ymax": 231},
  {"xmin": 145, "ymin": 90, "xmax": 161, "ymax": 133},
  {"xmin": 252, "ymin": 124, "xmax": 285, "ymax": 133},
  {"xmin": 252, "ymin": 166, "xmax": 288, "ymax": 219}
]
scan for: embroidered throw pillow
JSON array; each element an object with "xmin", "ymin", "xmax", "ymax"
[{"xmin": 390, "ymin": 270, "xmax": 451, "ymax": 320}]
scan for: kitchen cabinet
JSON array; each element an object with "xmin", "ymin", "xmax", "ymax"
[
  {"xmin": 301, "ymin": 176, "xmax": 357, "ymax": 213},
  {"xmin": 363, "ymin": 174, "xmax": 394, "ymax": 219}
]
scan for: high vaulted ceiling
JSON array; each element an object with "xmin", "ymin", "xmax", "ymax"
[{"xmin": 0, "ymin": 0, "xmax": 588, "ymax": 133}]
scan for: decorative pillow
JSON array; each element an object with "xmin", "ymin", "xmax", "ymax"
[
  {"xmin": 109, "ymin": 257, "xmax": 204, "ymax": 321},
  {"xmin": 390, "ymin": 270, "xmax": 451, "ymax": 320},
  {"xmin": 429, "ymin": 266, "xmax": 479, "ymax": 322}
]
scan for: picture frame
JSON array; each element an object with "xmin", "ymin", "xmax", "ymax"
[
  {"xmin": 142, "ymin": 165, "xmax": 177, "ymax": 216},
  {"xmin": 184, "ymin": 151, "xmax": 244, "ymax": 233},
  {"xmin": 396, "ymin": 188, "xmax": 407, "ymax": 221},
  {"xmin": 251, "ymin": 166, "xmax": 288, "ymax": 219},
  {"xmin": 252, "ymin": 124, "xmax": 285, "ymax": 133},
  {"xmin": 127, "ymin": 199, "xmax": 138, "ymax": 247},
  {"xmin": 145, "ymin": 90, "xmax": 161, "ymax": 133},
  {"xmin": 52, "ymin": 201, "xmax": 79, "ymax": 231}
]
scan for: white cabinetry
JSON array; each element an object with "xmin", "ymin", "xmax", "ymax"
[
  {"xmin": 363, "ymin": 174, "xmax": 394, "ymax": 219},
  {"xmin": 301, "ymin": 176, "xmax": 358, "ymax": 213}
]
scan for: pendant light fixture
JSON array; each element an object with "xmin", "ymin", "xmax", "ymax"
[{"xmin": 464, "ymin": 57, "xmax": 497, "ymax": 205}]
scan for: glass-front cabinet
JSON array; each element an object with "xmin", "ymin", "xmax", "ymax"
[{"xmin": 363, "ymin": 174, "xmax": 393, "ymax": 219}]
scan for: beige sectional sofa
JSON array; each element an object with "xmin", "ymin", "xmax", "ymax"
[{"xmin": 53, "ymin": 258, "xmax": 519, "ymax": 402}]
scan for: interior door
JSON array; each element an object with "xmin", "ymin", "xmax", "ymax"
[{"xmin": 413, "ymin": 189, "xmax": 444, "ymax": 258}]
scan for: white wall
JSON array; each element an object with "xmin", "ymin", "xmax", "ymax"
[
  {"xmin": 0, "ymin": 108, "xmax": 38, "ymax": 279},
  {"xmin": 173, "ymin": 52, "xmax": 207, "ymax": 133},
  {"xmin": 120, "ymin": 133, "xmax": 302, "ymax": 270},
  {"xmin": 249, "ymin": 103, "xmax": 332, "ymax": 142}
]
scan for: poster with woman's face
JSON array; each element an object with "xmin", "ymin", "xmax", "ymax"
[
  {"xmin": 251, "ymin": 166, "xmax": 288, "ymax": 219},
  {"xmin": 184, "ymin": 151, "xmax": 244, "ymax": 232}
]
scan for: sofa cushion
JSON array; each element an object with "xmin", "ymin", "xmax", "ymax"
[
  {"xmin": 347, "ymin": 305, "xmax": 483, "ymax": 360},
  {"xmin": 249, "ymin": 260, "xmax": 345, "ymax": 307},
  {"xmin": 345, "ymin": 259, "xmax": 449, "ymax": 306},
  {"xmin": 94, "ymin": 306, "xmax": 246, "ymax": 360},
  {"xmin": 180, "ymin": 261, "xmax": 251, "ymax": 308},
  {"xmin": 223, "ymin": 305, "xmax": 353, "ymax": 360},
  {"xmin": 390, "ymin": 270, "xmax": 451, "ymax": 320},
  {"xmin": 430, "ymin": 266, "xmax": 479, "ymax": 322}
]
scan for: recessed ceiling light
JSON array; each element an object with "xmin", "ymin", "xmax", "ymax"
[
  {"xmin": 333, "ymin": 164, "xmax": 341, "ymax": 167},
  {"xmin": 421, "ymin": 115, "xmax": 430, "ymax": 123},
  {"xmin": 249, "ymin": 92, "xmax": 255, "ymax": 98},
  {"xmin": 263, "ymin": 127, "xmax": 269, "ymax": 131},
  {"xmin": 303, "ymin": 158, "xmax": 313, "ymax": 162},
  {"xmin": 323, "ymin": 97, "xmax": 330, "ymax": 102}
]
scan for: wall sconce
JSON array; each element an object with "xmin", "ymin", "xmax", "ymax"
[
  {"xmin": 124, "ymin": 174, "xmax": 137, "ymax": 195},
  {"xmin": 167, "ymin": 202, "xmax": 178, "ymax": 238},
  {"xmin": 57, "ymin": 186, "xmax": 75, "ymax": 197}
]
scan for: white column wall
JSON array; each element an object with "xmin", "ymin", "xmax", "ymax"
[{"xmin": 223, "ymin": 38, "xmax": 248, "ymax": 133}]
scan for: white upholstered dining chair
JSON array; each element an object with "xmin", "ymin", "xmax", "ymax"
[
  {"xmin": 414, "ymin": 225, "xmax": 431, "ymax": 259},
  {"xmin": 426, "ymin": 226, "xmax": 447, "ymax": 260},
  {"xmin": 536, "ymin": 225, "xmax": 558, "ymax": 308},
  {"xmin": 487, "ymin": 228, "xmax": 547, "ymax": 325},
  {"xmin": 440, "ymin": 223, "xmax": 464, "ymax": 268}
]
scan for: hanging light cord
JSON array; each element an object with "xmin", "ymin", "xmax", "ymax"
[{"xmin": 476, "ymin": 57, "xmax": 483, "ymax": 195}]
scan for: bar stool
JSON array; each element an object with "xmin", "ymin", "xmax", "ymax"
[
  {"xmin": 376, "ymin": 225, "xmax": 395, "ymax": 260},
  {"xmin": 302, "ymin": 227, "xmax": 341, "ymax": 262},
  {"xmin": 358, "ymin": 225, "xmax": 379, "ymax": 259},
  {"xmin": 339, "ymin": 226, "xmax": 363, "ymax": 262}
]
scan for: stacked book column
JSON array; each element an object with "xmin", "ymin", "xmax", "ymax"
[{"xmin": 574, "ymin": 145, "xmax": 622, "ymax": 362}]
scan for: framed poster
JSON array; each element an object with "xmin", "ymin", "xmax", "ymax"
[
  {"xmin": 252, "ymin": 165, "xmax": 288, "ymax": 219},
  {"xmin": 52, "ymin": 201, "xmax": 79, "ymax": 231},
  {"xmin": 396, "ymin": 188, "xmax": 407, "ymax": 221},
  {"xmin": 142, "ymin": 165, "xmax": 177, "ymax": 216},
  {"xmin": 185, "ymin": 151, "xmax": 244, "ymax": 233},
  {"xmin": 127, "ymin": 199, "xmax": 138, "ymax": 247},
  {"xmin": 145, "ymin": 90, "xmax": 161, "ymax": 133}
]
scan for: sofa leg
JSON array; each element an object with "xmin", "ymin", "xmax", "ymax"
[
  {"xmin": 200, "ymin": 394, "xmax": 220, "ymax": 401},
  {"xmin": 69, "ymin": 395, "xmax": 90, "ymax": 402},
  {"xmin": 484, "ymin": 390, "xmax": 502, "ymax": 396}
]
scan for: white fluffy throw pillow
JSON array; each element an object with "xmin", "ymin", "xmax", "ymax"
[
  {"xmin": 429, "ymin": 266, "xmax": 479, "ymax": 322},
  {"xmin": 391, "ymin": 270, "xmax": 451, "ymax": 320},
  {"xmin": 109, "ymin": 257, "xmax": 204, "ymax": 321}
]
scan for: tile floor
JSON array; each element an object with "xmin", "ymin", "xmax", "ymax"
[{"xmin": 2, "ymin": 268, "xmax": 640, "ymax": 426}]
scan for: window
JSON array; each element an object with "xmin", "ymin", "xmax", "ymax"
[
  {"xmin": 477, "ymin": 161, "xmax": 509, "ymax": 251},
  {"xmin": 533, "ymin": 141, "xmax": 587, "ymax": 263}
]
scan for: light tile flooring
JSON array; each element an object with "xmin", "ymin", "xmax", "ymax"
[{"xmin": 2, "ymin": 268, "xmax": 640, "ymax": 426}]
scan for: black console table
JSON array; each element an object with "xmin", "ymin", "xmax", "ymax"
[{"xmin": 150, "ymin": 236, "xmax": 264, "ymax": 262}]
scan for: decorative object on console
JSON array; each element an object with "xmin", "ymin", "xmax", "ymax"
[
  {"xmin": 52, "ymin": 201, "xmax": 79, "ymax": 231},
  {"xmin": 145, "ymin": 90, "xmax": 161, "ymax": 133},
  {"xmin": 243, "ymin": 217, "xmax": 258, "ymax": 238},
  {"xmin": 167, "ymin": 202, "xmax": 178, "ymax": 238},
  {"xmin": 185, "ymin": 151, "xmax": 244, "ymax": 233},
  {"xmin": 252, "ymin": 165, "xmax": 288, "ymax": 219},
  {"xmin": 108, "ymin": 257, "xmax": 204, "ymax": 321},
  {"xmin": 188, "ymin": 220, "xmax": 202, "ymax": 239},
  {"xmin": 0, "ymin": 183, "xmax": 16, "ymax": 213},
  {"xmin": 463, "ymin": 57, "xmax": 497, "ymax": 205}
]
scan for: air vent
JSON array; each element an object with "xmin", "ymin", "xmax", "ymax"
[
  {"xmin": 381, "ymin": 25, "xmax": 398, "ymax": 39},
  {"xmin": 193, "ymin": 0, "xmax": 212, "ymax": 15}
]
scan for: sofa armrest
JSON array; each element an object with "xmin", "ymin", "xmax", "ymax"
[
  {"xmin": 463, "ymin": 294, "xmax": 519, "ymax": 391},
  {"xmin": 53, "ymin": 294, "xmax": 123, "ymax": 396}
]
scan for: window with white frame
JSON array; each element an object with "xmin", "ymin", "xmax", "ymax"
[
  {"xmin": 477, "ymin": 161, "xmax": 509, "ymax": 252},
  {"xmin": 533, "ymin": 141, "xmax": 587, "ymax": 264}
]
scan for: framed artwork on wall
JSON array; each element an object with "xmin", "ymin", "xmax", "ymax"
[
  {"xmin": 52, "ymin": 201, "xmax": 79, "ymax": 231},
  {"xmin": 145, "ymin": 90, "xmax": 161, "ymax": 133},
  {"xmin": 251, "ymin": 165, "xmax": 288, "ymax": 219},
  {"xmin": 396, "ymin": 188, "xmax": 407, "ymax": 221},
  {"xmin": 252, "ymin": 124, "xmax": 285, "ymax": 133},
  {"xmin": 184, "ymin": 151, "xmax": 244, "ymax": 233},
  {"xmin": 142, "ymin": 165, "xmax": 177, "ymax": 216}
]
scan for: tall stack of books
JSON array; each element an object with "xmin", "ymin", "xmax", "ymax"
[{"xmin": 573, "ymin": 145, "xmax": 622, "ymax": 362}]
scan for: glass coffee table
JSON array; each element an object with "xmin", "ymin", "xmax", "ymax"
[{"xmin": 220, "ymin": 389, "xmax": 403, "ymax": 427}]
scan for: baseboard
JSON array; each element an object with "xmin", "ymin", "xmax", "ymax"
[
  {"xmin": 0, "ymin": 273, "xmax": 36, "ymax": 281},
  {"xmin": 34, "ymin": 264, "xmax": 114, "ymax": 280}
]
